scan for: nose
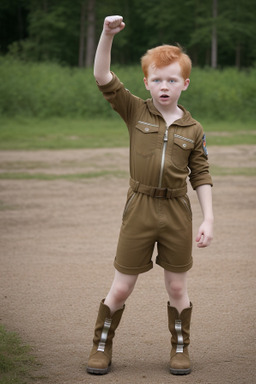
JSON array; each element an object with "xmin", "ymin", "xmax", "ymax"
[{"xmin": 161, "ymin": 81, "xmax": 169, "ymax": 90}]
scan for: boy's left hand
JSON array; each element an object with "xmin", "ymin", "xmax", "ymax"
[{"xmin": 196, "ymin": 220, "xmax": 213, "ymax": 248}]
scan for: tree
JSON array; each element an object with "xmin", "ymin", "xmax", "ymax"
[
  {"xmin": 7, "ymin": 0, "xmax": 82, "ymax": 65},
  {"xmin": 211, "ymin": 0, "xmax": 217, "ymax": 68},
  {"xmin": 1, "ymin": 0, "xmax": 256, "ymax": 67},
  {"xmin": 189, "ymin": 0, "xmax": 256, "ymax": 68},
  {"xmin": 85, "ymin": 0, "xmax": 96, "ymax": 67},
  {"xmin": 219, "ymin": 0, "xmax": 256, "ymax": 68},
  {"xmin": 0, "ymin": 0, "xmax": 28, "ymax": 54},
  {"xmin": 189, "ymin": 0, "xmax": 215, "ymax": 67},
  {"xmin": 78, "ymin": 1, "xmax": 86, "ymax": 67}
]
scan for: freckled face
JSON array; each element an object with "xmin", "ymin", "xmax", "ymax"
[{"xmin": 144, "ymin": 62, "xmax": 190, "ymax": 109}]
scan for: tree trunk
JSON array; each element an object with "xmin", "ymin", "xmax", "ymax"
[
  {"xmin": 42, "ymin": 0, "xmax": 48, "ymax": 12},
  {"xmin": 211, "ymin": 0, "xmax": 218, "ymax": 69},
  {"xmin": 85, "ymin": 0, "xmax": 96, "ymax": 68},
  {"xmin": 17, "ymin": 6, "xmax": 23, "ymax": 40},
  {"xmin": 235, "ymin": 44, "xmax": 241, "ymax": 69},
  {"xmin": 78, "ymin": 1, "xmax": 86, "ymax": 67}
]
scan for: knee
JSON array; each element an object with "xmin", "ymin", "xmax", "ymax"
[
  {"xmin": 167, "ymin": 280, "xmax": 186, "ymax": 300},
  {"xmin": 112, "ymin": 281, "xmax": 133, "ymax": 302}
]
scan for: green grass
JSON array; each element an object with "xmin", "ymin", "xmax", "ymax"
[
  {"xmin": 202, "ymin": 121, "xmax": 256, "ymax": 146},
  {"xmin": 0, "ymin": 166, "xmax": 253, "ymax": 180},
  {"xmin": 0, "ymin": 117, "xmax": 129, "ymax": 150},
  {"xmin": 0, "ymin": 170, "xmax": 128, "ymax": 181},
  {"xmin": 0, "ymin": 168, "xmax": 253, "ymax": 180},
  {"xmin": 0, "ymin": 117, "xmax": 255, "ymax": 150},
  {"xmin": 0, "ymin": 325, "xmax": 38, "ymax": 384}
]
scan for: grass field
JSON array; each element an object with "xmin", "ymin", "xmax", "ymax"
[
  {"xmin": 0, "ymin": 325, "xmax": 38, "ymax": 384},
  {"xmin": 0, "ymin": 117, "xmax": 255, "ymax": 150}
]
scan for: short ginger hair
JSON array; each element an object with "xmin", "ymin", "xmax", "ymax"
[{"xmin": 141, "ymin": 45, "xmax": 192, "ymax": 80}]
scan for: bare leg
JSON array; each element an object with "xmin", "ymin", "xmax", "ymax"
[
  {"xmin": 104, "ymin": 269, "xmax": 138, "ymax": 314},
  {"xmin": 164, "ymin": 270, "xmax": 190, "ymax": 314}
]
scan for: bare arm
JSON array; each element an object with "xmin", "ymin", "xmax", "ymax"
[
  {"xmin": 195, "ymin": 184, "xmax": 214, "ymax": 248},
  {"xmin": 94, "ymin": 15, "xmax": 125, "ymax": 85}
]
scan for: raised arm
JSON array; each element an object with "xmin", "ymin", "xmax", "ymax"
[{"xmin": 94, "ymin": 15, "xmax": 125, "ymax": 85}]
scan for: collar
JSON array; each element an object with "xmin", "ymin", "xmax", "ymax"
[{"xmin": 146, "ymin": 99, "xmax": 197, "ymax": 127}]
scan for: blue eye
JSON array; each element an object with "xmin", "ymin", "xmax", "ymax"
[
  {"xmin": 169, "ymin": 79, "xmax": 175, "ymax": 83},
  {"xmin": 153, "ymin": 79, "xmax": 160, "ymax": 83}
]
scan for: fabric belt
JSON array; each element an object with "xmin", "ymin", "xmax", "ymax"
[{"xmin": 129, "ymin": 178, "xmax": 187, "ymax": 199}]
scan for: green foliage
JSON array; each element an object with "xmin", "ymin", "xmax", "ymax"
[
  {"xmin": 115, "ymin": 65, "xmax": 256, "ymax": 122},
  {"xmin": 0, "ymin": 325, "xmax": 36, "ymax": 384},
  {"xmin": 179, "ymin": 67, "xmax": 256, "ymax": 121},
  {"xmin": 0, "ymin": 57, "xmax": 110, "ymax": 118},
  {"xmin": 0, "ymin": 58, "xmax": 256, "ymax": 122}
]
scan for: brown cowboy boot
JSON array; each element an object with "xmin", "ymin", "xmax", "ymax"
[
  {"xmin": 167, "ymin": 302, "xmax": 193, "ymax": 375},
  {"xmin": 87, "ymin": 299, "xmax": 125, "ymax": 375}
]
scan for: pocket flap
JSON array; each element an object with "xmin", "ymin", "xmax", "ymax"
[
  {"xmin": 136, "ymin": 121, "xmax": 159, "ymax": 134},
  {"xmin": 174, "ymin": 135, "xmax": 194, "ymax": 150}
]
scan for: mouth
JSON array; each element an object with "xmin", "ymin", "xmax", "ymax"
[{"xmin": 160, "ymin": 94, "xmax": 169, "ymax": 99}]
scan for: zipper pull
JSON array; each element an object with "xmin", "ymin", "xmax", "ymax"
[{"xmin": 164, "ymin": 128, "xmax": 169, "ymax": 142}]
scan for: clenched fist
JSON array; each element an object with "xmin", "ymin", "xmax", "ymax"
[{"xmin": 103, "ymin": 15, "xmax": 125, "ymax": 35}]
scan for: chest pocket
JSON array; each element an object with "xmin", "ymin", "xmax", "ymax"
[
  {"xmin": 134, "ymin": 121, "xmax": 159, "ymax": 157},
  {"xmin": 172, "ymin": 134, "xmax": 194, "ymax": 169}
]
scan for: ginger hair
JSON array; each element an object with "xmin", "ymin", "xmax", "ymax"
[{"xmin": 141, "ymin": 45, "xmax": 192, "ymax": 80}]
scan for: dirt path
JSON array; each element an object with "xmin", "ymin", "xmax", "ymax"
[{"xmin": 0, "ymin": 146, "xmax": 255, "ymax": 384}]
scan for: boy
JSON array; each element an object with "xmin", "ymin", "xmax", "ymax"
[{"xmin": 87, "ymin": 15, "xmax": 213, "ymax": 375}]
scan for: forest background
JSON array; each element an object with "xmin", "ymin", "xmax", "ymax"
[
  {"xmin": 2, "ymin": 0, "xmax": 256, "ymax": 68},
  {"xmin": 0, "ymin": 0, "xmax": 256, "ymax": 145}
]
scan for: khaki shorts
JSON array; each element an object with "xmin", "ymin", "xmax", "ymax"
[{"xmin": 114, "ymin": 188, "xmax": 193, "ymax": 275}]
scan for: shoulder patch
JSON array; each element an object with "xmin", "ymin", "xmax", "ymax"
[{"xmin": 202, "ymin": 134, "xmax": 208, "ymax": 156}]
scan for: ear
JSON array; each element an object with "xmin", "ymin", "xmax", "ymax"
[
  {"xmin": 183, "ymin": 78, "xmax": 190, "ymax": 91},
  {"xmin": 144, "ymin": 77, "xmax": 149, "ymax": 90}
]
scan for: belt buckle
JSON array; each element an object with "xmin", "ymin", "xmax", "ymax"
[{"xmin": 155, "ymin": 188, "xmax": 167, "ymax": 198}]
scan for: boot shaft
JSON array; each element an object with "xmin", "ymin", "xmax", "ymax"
[
  {"xmin": 87, "ymin": 300, "xmax": 125, "ymax": 375},
  {"xmin": 93, "ymin": 301, "xmax": 124, "ymax": 352},
  {"xmin": 167, "ymin": 302, "xmax": 192, "ymax": 375},
  {"xmin": 167, "ymin": 302, "xmax": 192, "ymax": 351}
]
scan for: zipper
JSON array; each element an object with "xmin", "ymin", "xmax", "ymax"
[
  {"xmin": 158, "ymin": 126, "xmax": 169, "ymax": 188},
  {"xmin": 174, "ymin": 134, "xmax": 194, "ymax": 144}
]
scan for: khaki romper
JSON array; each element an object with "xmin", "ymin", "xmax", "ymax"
[{"xmin": 97, "ymin": 73, "xmax": 213, "ymax": 275}]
